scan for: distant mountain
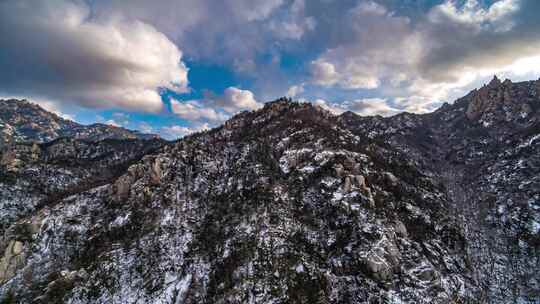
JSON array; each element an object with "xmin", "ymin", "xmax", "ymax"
[
  {"xmin": 0, "ymin": 78, "xmax": 539, "ymax": 303},
  {"xmin": 0, "ymin": 99, "xmax": 158, "ymax": 148}
]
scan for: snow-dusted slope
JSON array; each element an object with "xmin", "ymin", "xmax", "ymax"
[
  {"xmin": 1, "ymin": 77, "xmax": 539, "ymax": 303},
  {"xmin": 1, "ymin": 100, "xmax": 473, "ymax": 303},
  {"xmin": 341, "ymin": 77, "xmax": 540, "ymax": 303}
]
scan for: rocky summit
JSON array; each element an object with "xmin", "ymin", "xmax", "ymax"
[{"xmin": 0, "ymin": 78, "xmax": 539, "ymax": 304}]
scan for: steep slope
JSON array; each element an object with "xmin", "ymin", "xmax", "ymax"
[
  {"xmin": 340, "ymin": 77, "xmax": 540, "ymax": 303},
  {"xmin": 0, "ymin": 98, "xmax": 165, "ymax": 238},
  {"xmin": 0, "ymin": 100, "xmax": 474, "ymax": 303},
  {"xmin": 0, "ymin": 99, "xmax": 157, "ymax": 148},
  {"xmin": 1, "ymin": 77, "xmax": 539, "ymax": 303},
  {"xmin": 0, "ymin": 137, "xmax": 164, "ymax": 234}
]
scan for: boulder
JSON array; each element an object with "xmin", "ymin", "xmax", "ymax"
[
  {"xmin": 354, "ymin": 175, "xmax": 368, "ymax": 191},
  {"xmin": 150, "ymin": 158, "xmax": 162, "ymax": 184},
  {"xmin": 394, "ymin": 220, "xmax": 408, "ymax": 238},
  {"xmin": 384, "ymin": 172, "xmax": 398, "ymax": 187},
  {"xmin": 30, "ymin": 142, "xmax": 41, "ymax": 161},
  {"xmin": 343, "ymin": 157, "xmax": 356, "ymax": 171},
  {"xmin": 12, "ymin": 241, "xmax": 23, "ymax": 255},
  {"xmin": 418, "ymin": 267, "xmax": 437, "ymax": 282},
  {"xmin": 362, "ymin": 237, "xmax": 401, "ymax": 283},
  {"xmin": 365, "ymin": 255, "xmax": 392, "ymax": 282},
  {"xmin": 343, "ymin": 175, "xmax": 352, "ymax": 192},
  {"xmin": 0, "ymin": 240, "xmax": 26, "ymax": 284},
  {"xmin": 334, "ymin": 163, "xmax": 344, "ymax": 177},
  {"xmin": 114, "ymin": 175, "xmax": 133, "ymax": 201},
  {"xmin": 351, "ymin": 163, "xmax": 361, "ymax": 175},
  {"xmin": 0, "ymin": 149, "xmax": 19, "ymax": 172}
]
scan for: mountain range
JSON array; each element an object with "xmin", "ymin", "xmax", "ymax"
[{"xmin": 0, "ymin": 76, "xmax": 539, "ymax": 303}]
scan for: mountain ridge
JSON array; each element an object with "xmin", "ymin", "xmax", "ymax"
[
  {"xmin": 0, "ymin": 77, "xmax": 539, "ymax": 303},
  {"xmin": 0, "ymin": 99, "xmax": 158, "ymax": 149}
]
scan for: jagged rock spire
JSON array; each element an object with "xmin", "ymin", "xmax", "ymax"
[{"xmin": 488, "ymin": 75, "xmax": 501, "ymax": 87}]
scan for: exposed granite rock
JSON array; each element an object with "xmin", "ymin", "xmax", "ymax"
[{"xmin": 0, "ymin": 240, "xmax": 25, "ymax": 284}]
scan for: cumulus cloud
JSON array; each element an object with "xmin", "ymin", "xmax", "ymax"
[
  {"xmin": 138, "ymin": 122, "xmax": 154, "ymax": 134},
  {"xmin": 345, "ymin": 98, "xmax": 401, "ymax": 117},
  {"xmin": 3, "ymin": 0, "xmax": 540, "ymax": 122},
  {"xmin": 170, "ymin": 99, "xmax": 226, "ymax": 122},
  {"xmin": 32, "ymin": 98, "xmax": 77, "ymax": 122},
  {"xmin": 170, "ymin": 87, "xmax": 262, "ymax": 125},
  {"xmin": 308, "ymin": 0, "xmax": 540, "ymax": 113},
  {"xmin": 159, "ymin": 123, "xmax": 210, "ymax": 140},
  {"xmin": 418, "ymin": 0, "xmax": 540, "ymax": 83},
  {"xmin": 268, "ymin": 0, "xmax": 316, "ymax": 40},
  {"xmin": 229, "ymin": 0, "xmax": 284, "ymax": 22},
  {"xmin": 218, "ymin": 87, "xmax": 262, "ymax": 113},
  {"xmin": 310, "ymin": 61, "xmax": 341, "ymax": 87},
  {"xmin": 309, "ymin": 1, "xmax": 417, "ymax": 91},
  {"xmin": 286, "ymin": 84, "xmax": 305, "ymax": 98},
  {"xmin": 92, "ymin": 0, "xmax": 315, "ymax": 82},
  {"xmin": 312, "ymin": 99, "xmax": 345, "ymax": 115},
  {"xmin": 0, "ymin": 0, "xmax": 188, "ymax": 113},
  {"xmin": 96, "ymin": 112, "xmax": 130, "ymax": 127},
  {"xmin": 313, "ymin": 98, "xmax": 400, "ymax": 117}
]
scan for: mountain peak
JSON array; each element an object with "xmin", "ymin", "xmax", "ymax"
[
  {"xmin": 0, "ymin": 99, "xmax": 158, "ymax": 147},
  {"xmin": 464, "ymin": 78, "xmax": 539, "ymax": 122},
  {"xmin": 488, "ymin": 75, "xmax": 501, "ymax": 87}
]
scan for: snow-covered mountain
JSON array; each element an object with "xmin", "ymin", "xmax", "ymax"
[{"xmin": 0, "ymin": 77, "xmax": 539, "ymax": 303}]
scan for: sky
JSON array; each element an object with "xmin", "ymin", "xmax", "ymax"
[{"xmin": 1, "ymin": 0, "xmax": 540, "ymax": 139}]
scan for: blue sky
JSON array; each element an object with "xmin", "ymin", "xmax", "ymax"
[{"xmin": 1, "ymin": 0, "xmax": 540, "ymax": 139}]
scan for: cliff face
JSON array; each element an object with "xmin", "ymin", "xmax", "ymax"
[{"xmin": 0, "ymin": 78, "xmax": 539, "ymax": 303}]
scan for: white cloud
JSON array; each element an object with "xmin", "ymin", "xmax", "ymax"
[
  {"xmin": 170, "ymin": 87, "xmax": 262, "ymax": 125},
  {"xmin": 170, "ymin": 99, "xmax": 226, "ymax": 122},
  {"xmin": 138, "ymin": 122, "xmax": 154, "ymax": 134},
  {"xmin": 428, "ymin": 0, "xmax": 519, "ymax": 32},
  {"xmin": 110, "ymin": 113, "xmax": 130, "ymax": 126},
  {"xmin": 312, "ymin": 99, "xmax": 345, "ymax": 115},
  {"xmin": 93, "ymin": 0, "xmax": 292, "ymax": 77},
  {"xmin": 0, "ymin": 0, "xmax": 188, "ymax": 113},
  {"xmin": 310, "ymin": 61, "xmax": 341, "ymax": 87},
  {"xmin": 3, "ymin": 0, "xmax": 539, "ymax": 119},
  {"xmin": 159, "ymin": 123, "xmax": 210, "ymax": 140},
  {"xmin": 230, "ymin": 0, "xmax": 284, "ymax": 22},
  {"xmin": 34, "ymin": 99, "xmax": 77, "ymax": 121},
  {"xmin": 308, "ymin": 0, "xmax": 540, "ymax": 113},
  {"xmin": 345, "ymin": 98, "xmax": 401, "ymax": 117},
  {"xmin": 309, "ymin": 2, "xmax": 417, "ymax": 90},
  {"xmin": 313, "ymin": 98, "xmax": 400, "ymax": 117},
  {"xmin": 105, "ymin": 120, "xmax": 121, "ymax": 127},
  {"xmin": 96, "ymin": 112, "xmax": 130, "ymax": 127},
  {"xmin": 218, "ymin": 87, "xmax": 263, "ymax": 113},
  {"xmin": 268, "ymin": 0, "xmax": 315, "ymax": 40},
  {"xmin": 286, "ymin": 84, "xmax": 305, "ymax": 97}
]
